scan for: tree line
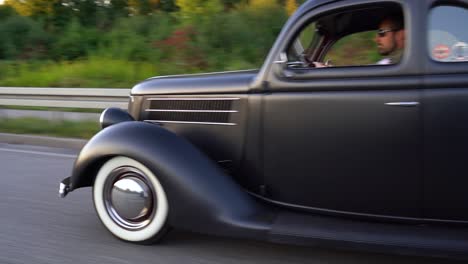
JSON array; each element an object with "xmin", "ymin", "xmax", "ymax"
[{"xmin": 0, "ymin": 0, "xmax": 303, "ymax": 87}]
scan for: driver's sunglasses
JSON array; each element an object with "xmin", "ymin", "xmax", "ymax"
[{"xmin": 377, "ymin": 28, "xmax": 396, "ymax": 38}]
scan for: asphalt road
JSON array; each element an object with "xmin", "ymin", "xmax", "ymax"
[{"xmin": 0, "ymin": 143, "xmax": 463, "ymax": 264}]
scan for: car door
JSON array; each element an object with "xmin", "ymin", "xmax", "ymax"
[
  {"xmin": 422, "ymin": 2, "xmax": 468, "ymax": 222},
  {"xmin": 258, "ymin": 0, "xmax": 425, "ymax": 218}
]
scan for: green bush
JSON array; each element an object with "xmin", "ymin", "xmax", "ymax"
[
  {"xmin": 91, "ymin": 14, "xmax": 176, "ymax": 62},
  {"xmin": 50, "ymin": 18, "xmax": 101, "ymax": 60},
  {"xmin": 193, "ymin": 5, "xmax": 288, "ymax": 69},
  {"xmin": 0, "ymin": 1, "xmax": 308, "ymax": 87},
  {"xmin": 0, "ymin": 5, "xmax": 17, "ymax": 21},
  {"xmin": 0, "ymin": 15, "xmax": 50, "ymax": 59}
]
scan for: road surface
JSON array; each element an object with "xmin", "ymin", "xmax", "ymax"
[{"xmin": 0, "ymin": 143, "xmax": 462, "ymax": 264}]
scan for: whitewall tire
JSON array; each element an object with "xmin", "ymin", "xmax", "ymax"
[{"xmin": 93, "ymin": 156, "xmax": 169, "ymax": 244}]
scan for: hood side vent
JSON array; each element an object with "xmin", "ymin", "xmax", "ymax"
[
  {"xmin": 144, "ymin": 98, "xmax": 239, "ymax": 126},
  {"xmin": 149, "ymin": 99, "xmax": 233, "ymax": 111}
]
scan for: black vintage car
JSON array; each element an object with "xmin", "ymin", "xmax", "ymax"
[{"xmin": 60, "ymin": 0, "xmax": 468, "ymax": 259}]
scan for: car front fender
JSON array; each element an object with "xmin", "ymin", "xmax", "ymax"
[{"xmin": 69, "ymin": 121, "xmax": 273, "ymax": 238}]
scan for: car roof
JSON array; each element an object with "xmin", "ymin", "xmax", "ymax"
[
  {"xmin": 296, "ymin": 0, "xmax": 403, "ymax": 38},
  {"xmin": 298, "ymin": 0, "xmax": 407, "ymax": 15},
  {"xmin": 299, "ymin": 0, "xmax": 341, "ymax": 13}
]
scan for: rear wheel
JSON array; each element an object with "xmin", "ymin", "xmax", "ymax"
[{"xmin": 93, "ymin": 156, "xmax": 169, "ymax": 244}]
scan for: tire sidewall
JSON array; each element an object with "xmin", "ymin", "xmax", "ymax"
[{"xmin": 93, "ymin": 156, "xmax": 169, "ymax": 242}]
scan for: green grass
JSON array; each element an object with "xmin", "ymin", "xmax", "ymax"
[
  {"xmin": 0, "ymin": 105, "xmax": 102, "ymax": 113},
  {"xmin": 0, "ymin": 58, "xmax": 158, "ymax": 88},
  {"xmin": 0, "ymin": 117, "xmax": 100, "ymax": 139}
]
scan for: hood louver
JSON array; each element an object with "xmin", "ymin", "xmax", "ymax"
[{"xmin": 144, "ymin": 98, "xmax": 239, "ymax": 126}]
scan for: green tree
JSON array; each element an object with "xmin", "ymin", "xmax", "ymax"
[
  {"xmin": 128, "ymin": 0, "xmax": 161, "ymax": 15},
  {"xmin": 176, "ymin": 0, "xmax": 223, "ymax": 23},
  {"xmin": 48, "ymin": 1, "xmax": 74, "ymax": 30},
  {"xmin": 219, "ymin": 0, "xmax": 243, "ymax": 10},
  {"xmin": 75, "ymin": 0, "xmax": 98, "ymax": 26},
  {"xmin": 0, "ymin": 15, "xmax": 50, "ymax": 59},
  {"xmin": 5, "ymin": 0, "xmax": 59, "ymax": 17},
  {"xmin": 248, "ymin": 0, "xmax": 279, "ymax": 9},
  {"xmin": 285, "ymin": 0, "xmax": 298, "ymax": 16},
  {"xmin": 51, "ymin": 18, "xmax": 95, "ymax": 60},
  {"xmin": 108, "ymin": 0, "xmax": 129, "ymax": 18},
  {"xmin": 0, "ymin": 4, "xmax": 17, "ymax": 21},
  {"xmin": 159, "ymin": 0, "xmax": 178, "ymax": 12},
  {"xmin": 4, "ymin": 0, "xmax": 31, "ymax": 16}
]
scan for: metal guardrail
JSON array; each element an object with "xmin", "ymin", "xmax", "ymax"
[{"xmin": 0, "ymin": 87, "xmax": 131, "ymax": 109}]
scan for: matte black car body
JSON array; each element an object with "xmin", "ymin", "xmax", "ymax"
[{"xmin": 61, "ymin": 0, "xmax": 468, "ymax": 259}]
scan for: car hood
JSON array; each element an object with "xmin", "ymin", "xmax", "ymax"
[{"xmin": 131, "ymin": 70, "xmax": 259, "ymax": 95}]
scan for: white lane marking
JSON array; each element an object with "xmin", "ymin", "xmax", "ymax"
[{"xmin": 0, "ymin": 147, "xmax": 77, "ymax": 159}]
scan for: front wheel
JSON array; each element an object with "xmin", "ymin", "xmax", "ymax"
[{"xmin": 93, "ymin": 156, "xmax": 169, "ymax": 244}]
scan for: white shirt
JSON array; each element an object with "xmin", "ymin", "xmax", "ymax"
[{"xmin": 376, "ymin": 58, "xmax": 392, "ymax": 65}]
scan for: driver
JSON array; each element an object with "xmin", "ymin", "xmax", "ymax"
[
  {"xmin": 375, "ymin": 13, "xmax": 405, "ymax": 64},
  {"xmin": 313, "ymin": 13, "xmax": 405, "ymax": 67}
]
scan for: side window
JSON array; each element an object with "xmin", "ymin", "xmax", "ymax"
[
  {"xmin": 284, "ymin": 4, "xmax": 405, "ymax": 69},
  {"xmin": 429, "ymin": 5, "xmax": 468, "ymax": 62},
  {"xmin": 324, "ymin": 31, "xmax": 382, "ymax": 67}
]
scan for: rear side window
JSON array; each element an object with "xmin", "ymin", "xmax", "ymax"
[{"xmin": 429, "ymin": 5, "xmax": 468, "ymax": 62}]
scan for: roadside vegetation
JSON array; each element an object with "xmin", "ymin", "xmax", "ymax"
[
  {"xmin": 0, "ymin": 117, "xmax": 99, "ymax": 139},
  {"xmin": 0, "ymin": 0, "xmax": 302, "ymax": 88}
]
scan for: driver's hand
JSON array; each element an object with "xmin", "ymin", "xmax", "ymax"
[
  {"xmin": 312, "ymin": 60, "xmax": 332, "ymax": 68},
  {"xmin": 312, "ymin": 62, "xmax": 327, "ymax": 68}
]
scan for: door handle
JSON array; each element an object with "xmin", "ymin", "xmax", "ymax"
[{"xmin": 385, "ymin": 102, "xmax": 420, "ymax": 107}]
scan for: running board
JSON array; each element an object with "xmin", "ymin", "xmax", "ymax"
[{"xmin": 269, "ymin": 212, "xmax": 468, "ymax": 259}]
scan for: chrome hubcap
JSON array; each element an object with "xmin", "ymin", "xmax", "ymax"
[
  {"xmin": 103, "ymin": 167, "xmax": 156, "ymax": 230},
  {"xmin": 112, "ymin": 177, "xmax": 152, "ymax": 220}
]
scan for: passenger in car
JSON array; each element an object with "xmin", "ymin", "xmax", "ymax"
[{"xmin": 375, "ymin": 13, "xmax": 405, "ymax": 65}]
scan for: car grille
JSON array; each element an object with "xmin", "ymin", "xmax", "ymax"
[{"xmin": 144, "ymin": 98, "xmax": 239, "ymax": 125}]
